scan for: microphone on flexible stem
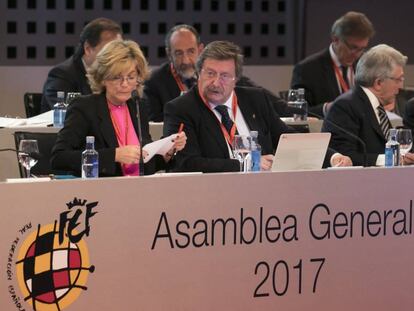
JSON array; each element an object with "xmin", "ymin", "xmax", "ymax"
[
  {"xmin": 131, "ymin": 90, "xmax": 145, "ymax": 176},
  {"xmin": 307, "ymin": 110, "xmax": 368, "ymax": 167}
]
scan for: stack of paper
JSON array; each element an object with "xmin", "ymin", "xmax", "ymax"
[{"xmin": 0, "ymin": 110, "xmax": 53, "ymax": 127}]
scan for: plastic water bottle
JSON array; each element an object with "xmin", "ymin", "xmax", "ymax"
[
  {"xmin": 385, "ymin": 129, "xmax": 400, "ymax": 167},
  {"xmin": 53, "ymin": 91, "xmax": 66, "ymax": 127},
  {"xmin": 82, "ymin": 136, "xmax": 99, "ymax": 178},
  {"xmin": 293, "ymin": 88, "xmax": 308, "ymax": 121},
  {"xmin": 249, "ymin": 131, "xmax": 261, "ymax": 172}
]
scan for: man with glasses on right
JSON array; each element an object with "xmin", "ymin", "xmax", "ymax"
[
  {"xmin": 291, "ymin": 11, "xmax": 375, "ymax": 117},
  {"xmin": 322, "ymin": 44, "xmax": 414, "ymax": 166}
]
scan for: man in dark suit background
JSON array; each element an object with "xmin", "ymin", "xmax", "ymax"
[
  {"xmin": 144, "ymin": 24, "xmax": 289, "ymax": 122},
  {"xmin": 291, "ymin": 11, "xmax": 375, "ymax": 117},
  {"xmin": 143, "ymin": 24, "xmax": 203, "ymax": 122},
  {"xmin": 40, "ymin": 18, "xmax": 122, "ymax": 112},
  {"xmin": 164, "ymin": 41, "xmax": 352, "ymax": 173},
  {"xmin": 323, "ymin": 44, "xmax": 414, "ymax": 166}
]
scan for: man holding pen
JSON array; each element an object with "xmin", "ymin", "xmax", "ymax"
[{"xmin": 164, "ymin": 41, "xmax": 351, "ymax": 173}]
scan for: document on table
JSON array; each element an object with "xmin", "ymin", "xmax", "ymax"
[
  {"xmin": 143, "ymin": 134, "xmax": 176, "ymax": 163},
  {"xmin": 0, "ymin": 111, "xmax": 53, "ymax": 127}
]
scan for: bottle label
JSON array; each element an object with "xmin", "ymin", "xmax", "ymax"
[
  {"xmin": 385, "ymin": 144, "xmax": 400, "ymax": 167},
  {"xmin": 82, "ymin": 151, "xmax": 99, "ymax": 178},
  {"xmin": 385, "ymin": 147, "xmax": 394, "ymax": 167},
  {"xmin": 251, "ymin": 150, "xmax": 261, "ymax": 172},
  {"xmin": 288, "ymin": 101, "xmax": 308, "ymax": 121},
  {"xmin": 82, "ymin": 161, "xmax": 99, "ymax": 178},
  {"xmin": 53, "ymin": 108, "xmax": 66, "ymax": 127}
]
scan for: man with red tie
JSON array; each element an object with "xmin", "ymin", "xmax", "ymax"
[
  {"xmin": 291, "ymin": 11, "xmax": 375, "ymax": 117},
  {"xmin": 164, "ymin": 41, "xmax": 352, "ymax": 173}
]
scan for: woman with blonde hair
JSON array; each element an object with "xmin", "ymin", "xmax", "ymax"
[{"xmin": 52, "ymin": 39, "xmax": 186, "ymax": 176}]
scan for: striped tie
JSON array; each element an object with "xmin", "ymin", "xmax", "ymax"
[{"xmin": 377, "ymin": 105, "xmax": 391, "ymax": 138}]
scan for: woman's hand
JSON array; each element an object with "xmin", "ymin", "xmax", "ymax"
[{"xmin": 115, "ymin": 145, "xmax": 141, "ymax": 164}]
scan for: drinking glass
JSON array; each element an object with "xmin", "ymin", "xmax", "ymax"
[
  {"xmin": 396, "ymin": 129, "xmax": 413, "ymax": 165},
  {"xmin": 18, "ymin": 139, "xmax": 39, "ymax": 178},
  {"xmin": 66, "ymin": 92, "xmax": 81, "ymax": 106},
  {"xmin": 233, "ymin": 135, "xmax": 251, "ymax": 172}
]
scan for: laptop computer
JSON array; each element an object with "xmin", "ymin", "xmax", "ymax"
[{"xmin": 271, "ymin": 132, "xmax": 331, "ymax": 172}]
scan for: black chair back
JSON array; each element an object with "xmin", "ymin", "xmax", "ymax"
[
  {"xmin": 24, "ymin": 93, "xmax": 43, "ymax": 118},
  {"xmin": 14, "ymin": 131, "xmax": 58, "ymax": 177},
  {"xmin": 396, "ymin": 89, "xmax": 414, "ymax": 118}
]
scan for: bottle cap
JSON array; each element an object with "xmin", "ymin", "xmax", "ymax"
[
  {"xmin": 389, "ymin": 128, "xmax": 397, "ymax": 139},
  {"xmin": 86, "ymin": 136, "xmax": 95, "ymax": 143},
  {"xmin": 250, "ymin": 130, "xmax": 258, "ymax": 138},
  {"xmin": 57, "ymin": 91, "xmax": 65, "ymax": 99}
]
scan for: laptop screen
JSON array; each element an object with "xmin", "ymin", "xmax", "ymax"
[{"xmin": 271, "ymin": 133, "xmax": 331, "ymax": 172}]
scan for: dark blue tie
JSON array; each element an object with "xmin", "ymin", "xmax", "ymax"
[
  {"xmin": 215, "ymin": 105, "xmax": 234, "ymax": 134},
  {"xmin": 341, "ymin": 66, "xmax": 349, "ymax": 89}
]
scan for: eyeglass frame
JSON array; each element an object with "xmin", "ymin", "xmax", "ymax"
[
  {"xmin": 200, "ymin": 68, "xmax": 236, "ymax": 84},
  {"xmin": 106, "ymin": 74, "xmax": 144, "ymax": 86},
  {"xmin": 386, "ymin": 76, "xmax": 405, "ymax": 83},
  {"xmin": 341, "ymin": 38, "xmax": 367, "ymax": 54}
]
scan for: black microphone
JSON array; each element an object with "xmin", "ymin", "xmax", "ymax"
[
  {"xmin": 131, "ymin": 90, "xmax": 145, "ymax": 176},
  {"xmin": 0, "ymin": 148, "xmax": 42, "ymax": 160},
  {"xmin": 307, "ymin": 111, "xmax": 368, "ymax": 167}
]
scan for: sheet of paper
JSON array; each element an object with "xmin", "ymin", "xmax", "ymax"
[
  {"xmin": 26, "ymin": 110, "xmax": 53, "ymax": 125},
  {"xmin": 0, "ymin": 117, "xmax": 26, "ymax": 127},
  {"xmin": 386, "ymin": 110, "xmax": 402, "ymax": 121},
  {"xmin": 0, "ymin": 111, "xmax": 53, "ymax": 128},
  {"xmin": 6, "ymin": 177, "xmax": 51, "ymax": 183},
  {"xmin": 142, "ymin": 134, "xmax": 176, "ymax": 163}
]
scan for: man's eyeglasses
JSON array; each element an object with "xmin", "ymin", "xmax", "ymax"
[
  {"xmin": 386, "ymin": 76, "xmax": 405, "ymax": 83},
  {"xmin": 107, "ymin": 75, "xmax": 143, "ymax": 86},
  {"xmin": 341, "ymin": 39, "xmax": 366, "ymax": 54},
  {"xmin": 201, "ymin": 69, "xmax": 235, "ymax": 84}
]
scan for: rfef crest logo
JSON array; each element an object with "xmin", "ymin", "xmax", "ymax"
[{"xmin": 6, "ymin": 197, "xmax": 98, "ymax": 311}]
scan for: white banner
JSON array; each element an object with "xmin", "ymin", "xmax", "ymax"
[{"xmin": 1, "ymin": 168, "xmax": 413, "ymax": 310}]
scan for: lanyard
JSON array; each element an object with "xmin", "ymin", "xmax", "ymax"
[
  {"xmin": 198, "ymin": 83, "xmax": 238, "ymax": 146},
  {"xmin": 332, "ymin": 60, "xmax": 350, "ymax": 93},
  {"xmin": 170, "ymin": 63, "xmax": 187, "ymax": 93}
]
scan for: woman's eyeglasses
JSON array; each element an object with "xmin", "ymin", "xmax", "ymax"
[{"xmin": 107, "ymin": 75, "xmax": 143, "ymax": 86}]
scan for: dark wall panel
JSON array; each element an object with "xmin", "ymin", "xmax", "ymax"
[{"xmin": 0, "ymin": 0, "xmax": 295, "ymax": 66}]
